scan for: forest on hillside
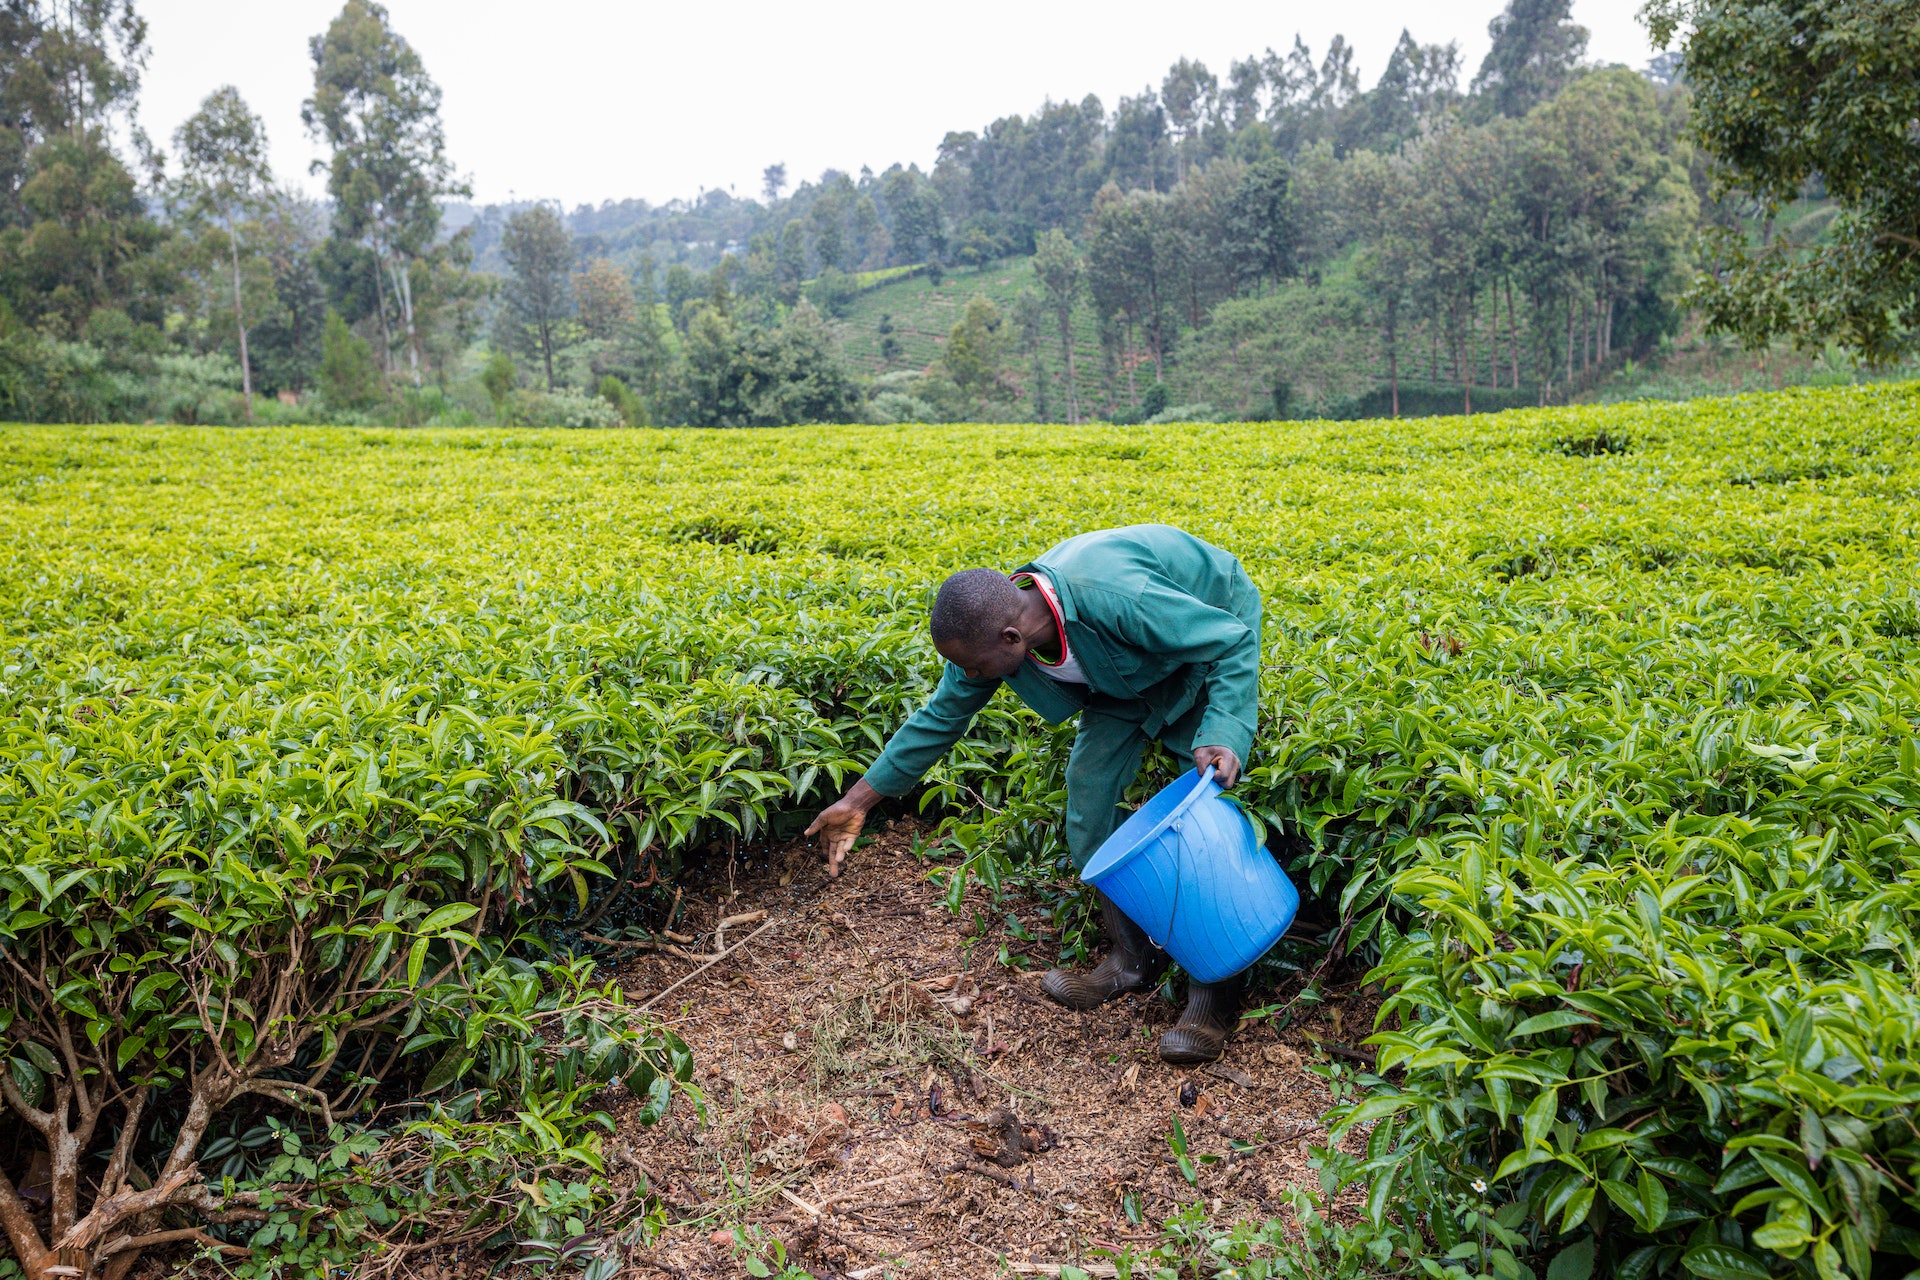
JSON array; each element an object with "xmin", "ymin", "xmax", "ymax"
[{"xmin": 0, "ymin": 0, "xmax": 1910, "ymax": 428}]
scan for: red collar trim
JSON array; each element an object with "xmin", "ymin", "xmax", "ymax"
[{"xmin": 1010, "ymin": 572, "xmax": 1069, "ymax": 667}]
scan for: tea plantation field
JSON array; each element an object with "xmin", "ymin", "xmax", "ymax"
[{"xmin": 4, "ymin": 382, "xmax": 1920, "ymax": 1278}]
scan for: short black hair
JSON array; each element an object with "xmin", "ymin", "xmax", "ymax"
[{"xmin": 930, "ymin": 568, "xmax": 1022, "ymax": 645}]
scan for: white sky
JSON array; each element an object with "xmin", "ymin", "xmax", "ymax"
[{"xmin": 138, "ymin": 0, "xmax": 1657, "ymax": 210}]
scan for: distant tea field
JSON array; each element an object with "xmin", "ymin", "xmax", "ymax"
[{"xmin": 5, "ymin": 384, "xmax": 1920, "ymax": 1275}]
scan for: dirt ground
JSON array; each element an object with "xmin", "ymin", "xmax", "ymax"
[{"xmin": 604, "ymin": 819, "xmax": 1366, "ymax": 1279}]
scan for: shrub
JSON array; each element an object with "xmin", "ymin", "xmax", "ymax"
[
  {"xmin": 508, "ymin": 386, "xmax": 625, "ymax": 429},
  {"xmin": 0, "ymin": 658, "xmax": 693, "ymax": 1279},
  {"xmin": 3, "ymin": 382, "xmax": 1919, "ymax": 1276},
  {"xmin": 319, "ymin": 312, "xmax": 382, "ymax": 411}
]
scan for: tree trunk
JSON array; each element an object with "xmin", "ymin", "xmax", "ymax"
[
  {"xmin": 371, "ymin": 252, "xmax": 392, "ymax": 380},
  {"xmin": 1461, "ymin": 300, "xmax": 1473, "ymax": 415},
  {"xmin": 1058, "ymin": 309, "xmax": 1079, "ymax": 424},
  {"xmin": 1465, "ymin": 287, "xmax": 1476, "ymax": 406},
  {"xmin": 1386, "ymin": 298, "xmax": 1399, "ymax": 418},
  {"xmin": 1505, "ymin": 277, "xmax": 1520, "ymax": 390},
  {"xmin": 1564, "ymin": 295, "xmax": 1575, "ymax": 385},
  {"xmin": 1124, "ymin": 316, "xmax": 1138, "ymax": 407},
  {"xmin": 393, "ymin": 253, "xmax": 423, "ymax": 389},
  {"xmin": 227, "ymin": 229, "xmax": 254, "ymax": 424}
]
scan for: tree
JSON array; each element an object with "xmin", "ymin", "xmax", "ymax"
[
  {"xmin": 809, "ymin": 183, "xmax": 848, "ymax": 273},
  {"xmin": 612, "ymin": 254, "xmax": 669, "ymax": 413},
  {"xmin": 574, "ymin": 257, "xmax": 634, "ymax": 340},
  {"xmin": 173, "ymin": 87, "xmax": 273, "ymax": 421},
  {"xmin": 1471, "ymin": 0, "xmax": 1589, "ymax": 118},
  {"xmin": 1643, "ymin": 0, "xmax": 1920, "ymax": 363},
  {"xmin": 500, "ymin": 205, "xmax": 573, "ymax": 390},
  {"xmin": 320, "ymin": 307, "xmax": 380, "ymax": 407},
  {"xmin": 0, "ymin": 0, "xmax": 149, "ymax": 230},
  {"xmin": 1084, "ymin": 185, "xmax": 1170, "ymax": 390},
  {"xmin": 775, "ymin": 221, "xmax": 807, "ymax": 303},
  {"xmin": 0, "ymin": 127, "xmax": 167, "ymax": 336},
  {"xmin": 1161, "ymin": 58, "xmax": 1218, "ymax": 181},
  {"xmin": 879, "ymin": 166, "xmax": 943, "ymax": 265},
  {"xmin": 1355, "ymin": 30, "xmax": 1462, "ymax": 151},
  {"xmin": 1032, "ymin": 228, "xmax": 1083, "ymax": 422},
  {"xmin": 1223, "ymin": 157, "xmax": 1298, "ymax": 291},
  {"xmin": 245, "ymin": 193, "xmax": 329, "ymax": 396},
  {"xmin": 303, "ymin": 0, "xmax": 468, "ymax": 387},
  {"xmin": 740, "ymin": 300, "xmax": 863, "ymax": 425},
  {"xmin": 481, "ymin": 346, "xmax": 514, "ymax": 419},
  {"xmin": 673, "ymin": 302, "xmax": 747, "ymax": 426},
  {"xmin": 664, "ymin": 262, "xmax": 699, "ymax": 332},
  {"xmin": 1012, "ymin": 287, "xmax": 1049, "ymax": 420},
  {"xmin": 1343, "ymin": 149, "xmax": 1418, "ymax": 413},
  {"xmin": 940, "ymin": 294, "xmax": 1011, "ymax": 412},
  {"xmin": 761, "ymin": 162, "xmax": 787, "ymax": 202}
]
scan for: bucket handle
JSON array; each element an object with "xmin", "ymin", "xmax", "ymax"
[{"xmin": 1149, "ymin": 765, "xmax": 1215, "ymax": 947}]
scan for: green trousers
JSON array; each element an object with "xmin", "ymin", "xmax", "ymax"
[{"xmin": 1064, "ymin": 692, "xmax": 1208, "ymax": 872}]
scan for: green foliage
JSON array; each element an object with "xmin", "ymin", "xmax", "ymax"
[
  {"xmin": 4, "ymin": 382, "xmax": 1920, "ymax": 1272},
  {"xmin": 499, "ymin": 204, "xmax": 575, "ymax": 390},
  {"xmin": 1643, "ymin": 0, "xmax": 1920, "ymax": 364},
  {"xmin": 507, "ymin": 385, "xmax": 624, "ymax": 429},
  {"xmin": 939, "ymin": 294, "xmax": 1011, "ymax": 411},
  {"xmin": 598, "ymin": 373, "xmax": 648, "ymax": 427},
  {"xmin": 320, "ymin": 309, "xmax": 382, "ymax": 409},
  {"xmin": 482, "ymin": 346, "xmax": 516, "ymax": 417},
  {"xmin": 804, "ymin": 266, "xmax": 858, "ymax": 319}
]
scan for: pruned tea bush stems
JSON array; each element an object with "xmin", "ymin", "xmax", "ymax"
[{"xmin": 2, "ymin": 381, "xmax": 1919, "ymax": 1277}]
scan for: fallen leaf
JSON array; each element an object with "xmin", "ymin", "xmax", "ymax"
[
  {"xmin": 1263, "ymin": 1044, "xmax": 1303, "ymax": 1071},
  {"xmin": 1206, "ymin": 1062, "xmax": 1254, "ymax": 1089},
  {"xmin": 1193, "ymin": 1092, "xmax": 1215, "ymax": 1118}
]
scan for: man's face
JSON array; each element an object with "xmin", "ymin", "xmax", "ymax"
[{"xmin": 936, "ymin": 630, "xmax": 1029, "ymax": 681}]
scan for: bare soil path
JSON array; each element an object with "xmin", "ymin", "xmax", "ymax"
[{"xmin": 603, "ymin": 820, "xmax": 1352, "ymax": 1278}]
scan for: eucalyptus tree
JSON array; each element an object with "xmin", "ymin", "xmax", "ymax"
[
  {"xmin": 0, "ymin": 0, "xmax": 148, "ymax": 228},
  {"xmin": 500, "ymin": 204, "xmax": 573, "ymax": 390},
  {"xmin": 173, "ymin": 87, "xmax": 273, "ymax": 421},
  {"xmin": 1470, "ymin": 0, "xmax": 1589, "ymax": 119},
  {"xmin": 1032, "ymin": 228, "xmax": 1083, "ymax": 422},
  {"xmin": 303, "ymin": 0, "xmax": 468, "ymax": 388}
]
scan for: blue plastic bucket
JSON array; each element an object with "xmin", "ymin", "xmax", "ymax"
[{"xmin": 1080, "ymin": 766, "xmax": 1298, "ymax": 984}]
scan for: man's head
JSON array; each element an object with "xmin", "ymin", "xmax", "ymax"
[{"xmin": 930, "ymin": 568, "xmax": 1045, "ymax": 680}]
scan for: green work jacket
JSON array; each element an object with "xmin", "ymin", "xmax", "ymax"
[{"xmin": 862, "ymin": 524, "xmax": 1262, "ymax": 797}]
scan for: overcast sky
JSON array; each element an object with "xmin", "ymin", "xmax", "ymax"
[{"xmin": 138, "ymin": 0, "xmax": 1658, "ymax": 210}]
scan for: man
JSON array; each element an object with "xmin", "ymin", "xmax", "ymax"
[{"xmin": 806, "ymin": 523, "xmax": 1263, "ymax": 1063}]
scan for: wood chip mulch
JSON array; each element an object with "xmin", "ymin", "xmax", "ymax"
[{"xmin": 601, "ymin": 819, "xmax": 1369, "ymax": 1278}]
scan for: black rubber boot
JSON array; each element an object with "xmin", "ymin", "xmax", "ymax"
[
  {"xmin": 1041, "ymin": 891, "xmax": 1169, "ymax": 1011},
  {"xmin": 1158, "ymin": 975, "xmax": 1241, "ymax": 1064}
]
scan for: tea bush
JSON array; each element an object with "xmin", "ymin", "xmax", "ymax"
[{"xmin": 2, "ymin": 381, "xmax": 1918, "ymax": 1277}]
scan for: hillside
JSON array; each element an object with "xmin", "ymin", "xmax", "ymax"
[
  {"xmin": 827, "ymin": 259, "xmax": 1120, "ymax": 420},
  {"xmin": 827, "ymin": 251, "xmax": 1920, "ymax": 424}
]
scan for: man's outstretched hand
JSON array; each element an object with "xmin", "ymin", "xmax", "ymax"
[
  {"xmin": 1193, "ymin": 745, "xmax": 1242, "ymax": 788},
  {"xmin": 805, "ymin": 778, "xmax": 882, "ymax": 878}
]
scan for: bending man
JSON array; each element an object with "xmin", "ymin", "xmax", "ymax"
[{"xmin": 806, "ymin": 523, "xmax": 1263, "ymax": 1064}]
